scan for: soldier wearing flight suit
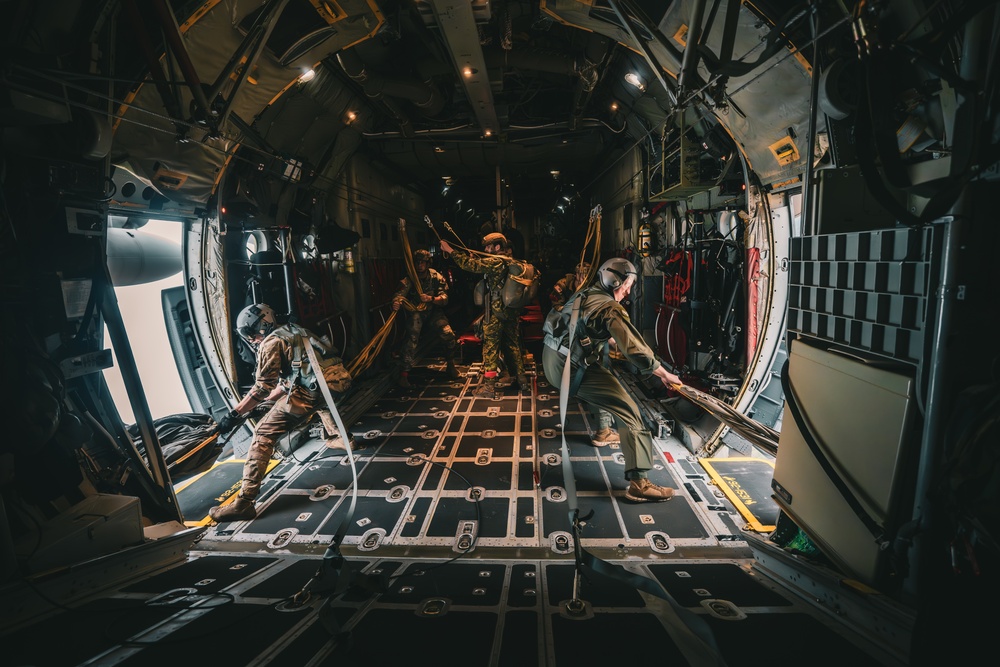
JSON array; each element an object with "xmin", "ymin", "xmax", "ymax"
[
  {"xmin": 440, "ymin": 233, "xmax": 528, "ymax": 397},
  {"xmin": 549, "ymin": 261, "xmax": 619, "ymax": 448},
  {"xmin": 209, "ymin": 303, "xmax": 353, "ymax": 522},
  {"xmin": 542, "ymin": 258, "xmax": 682, "ymax": 502},
  {"xmin": 392, "ymin": 248, "xmax": 460, "ymax": 387}
]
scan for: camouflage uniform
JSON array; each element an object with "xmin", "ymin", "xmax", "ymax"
[
  {"xmin": 394, "ymin": 268, "xmax": 457, "ymax": 370},
  {"xmin": 549, "ymin": 272, "xmax": 579, "ymax": 309},
  {"xmin": 241, "ymin": 324, "xmax": 351, "ymax": 500},
  {"xmin": 449, "ymin": 248, "xmax": 525, "ymax": 377}
]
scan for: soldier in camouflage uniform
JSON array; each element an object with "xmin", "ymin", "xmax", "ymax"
[
  {"xmin": 549, "ymin": 261, "xmax": 619, "ymax": 447},
  {"xmin": 392, "ymin": 248, "xmax": 460, "ymax": 387},
  {"xmin": 440, "ymin": 233, "xmax": 528, "ymax": 397},
  {"xmin": 209, "ymin": 303, "xmax": 353, "ymax": 522},
  {"xmin": 549, "ymin": 261, "xmax": 591, "ymax": 310}
]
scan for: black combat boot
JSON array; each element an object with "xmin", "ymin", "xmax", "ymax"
[
  {"xmin": 516, "ymin": 374, "xmax": 531, "ymax": 395},
  {"xmin": 474, "ymin": 376, "xmax": 498, "ymax": 398}
]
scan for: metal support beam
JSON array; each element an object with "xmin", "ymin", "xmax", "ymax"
[
  {"xmin": 427, "ymin": 0, "xmax": 499, "ymax": 136},
  {"xmin": 677, "ymin": 0, "xmax": 708, "ymax": 105}
]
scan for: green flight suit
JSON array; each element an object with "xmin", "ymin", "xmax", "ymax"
[{"xmin": 542, "ymin": 285, "xmax": 662, "ymax": 477}]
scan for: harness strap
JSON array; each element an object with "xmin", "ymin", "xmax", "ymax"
[
  {"xmin": 289, "ymin": 331, "xmax": 304, "ymax": 391},
  {"xmin": 292, "ymin": 341, "xmax": 360, "ymax": 633},
  {"xmin": 542, "ymin": 334, "xmax": 589, "ymax": 396}
]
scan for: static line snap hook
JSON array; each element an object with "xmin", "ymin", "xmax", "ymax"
[{"xmin": 564, "ymin": 599, "xmax": 587, "ymax": 616}]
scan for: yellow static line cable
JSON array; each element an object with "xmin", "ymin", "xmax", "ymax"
[
  {"xmin": 347, "ymin": 309, "xmax": 399, "ymax": 377},
  {"xmin": 579, "ymin": 204, "xmax": 602, "ymax": 283},
  {"xmin": 398, "ymin": 218, "xmax": 428, "ymax": 312},
  {"xmin": 438, "ymin": 219, "xmax": 507, "ymax": 261}
]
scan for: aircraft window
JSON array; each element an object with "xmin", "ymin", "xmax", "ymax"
[
  {"xmin": 790, "ymin": 193, "xmax": 803, "ymax": 237},
  {"xmin": 102, "ymin": 220, "xmax": 190, "ymax": 423},
  {"xmin": 361, "ymin": 218, "xmax": 371, "ymax": 238},
  {"xmin": 245, "ymin": 231, "xmax": 271, "ymax": 260}
]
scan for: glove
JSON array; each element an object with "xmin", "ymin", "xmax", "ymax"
[{"xmin": 217, "ymin": 409, "xmax": 245, "ymax": 435}]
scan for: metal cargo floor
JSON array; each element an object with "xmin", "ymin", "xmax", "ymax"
[{"xmin": 6, "ymin": 358, "xmax": 908, "ymax": 666}]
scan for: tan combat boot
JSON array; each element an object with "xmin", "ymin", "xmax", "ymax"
[
  {"xmin": 591, "ymin": 428, "xmax": 621, "ymax": 447},
  {"xmin": 624, "ymin": 478, "xmax": 674, "ymax": 503},
  {"xmin": 208, "ymin": 496, "xmax": 257, "ymax": 522}
]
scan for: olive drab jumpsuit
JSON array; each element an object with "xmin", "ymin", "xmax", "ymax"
[
  {"xmin": 240, "ymin": 325, "xmax": 351, "ymax": 500},
  {"xmin": 548, "ymin": 271, "xmax": 615, "ymax": 435},
  {"xmin": 393, "ymin": 267, "xmax": 458, "ymax": 371},
  {"xmin": 448, "ymin": 248, "xmax": 525, "ymax": 380},
  {"xmin": 541, "ymin": 285, "xmax": 662, "ymax": 478}
]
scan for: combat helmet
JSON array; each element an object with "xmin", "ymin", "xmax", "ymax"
[{"xmin": 597, "ymin": 257, "xmax": 637, "ymax": 292}]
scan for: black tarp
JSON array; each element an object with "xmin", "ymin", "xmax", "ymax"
[{"xmin": 128, "ymin": 413, "xmax": 220, "ymax": 482}]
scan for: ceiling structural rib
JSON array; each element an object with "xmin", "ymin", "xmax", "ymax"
[
  {"xmin": 203, "ymin": 0, "xmax": 292, "ymax": 130},
  {"xmin": 425, "ymin": 0, "xmax": 500, "ymax": 137}
]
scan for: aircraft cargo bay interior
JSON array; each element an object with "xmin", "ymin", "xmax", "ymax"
[{"xmin": 1, "ymin": 1, "xmax": 998, "ymax": 665}]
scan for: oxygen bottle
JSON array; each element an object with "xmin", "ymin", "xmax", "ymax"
[{"xmin": 638, "ymin": 221, "xmax": 653, "ymax": 257}]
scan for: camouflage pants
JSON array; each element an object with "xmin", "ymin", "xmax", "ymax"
[
  {"xmin": 481, "ymin": 313, "xmax": 524, "ymax": 375},
  {"xmin": 401, "ymin": 309, "xmax": 457, "ymax": 371},
  {"xmin": 240, "ymin": 391, "xmax": 344, "ymax": 500}
]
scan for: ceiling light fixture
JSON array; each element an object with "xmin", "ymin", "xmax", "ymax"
[
  {"xmin": 298, "ymin": 69, "xmax": 315, "ymax": 83},
  {"xmin": 484, "ymin": 129, "xmax": 493, "ymax": 137},
  {"xmin": 610, "ymin": 101, "xmax": 619, "ymax": 112},
  {"xmin": 624, "ymin": 72, "xmax": 646, "ymax": 92}
]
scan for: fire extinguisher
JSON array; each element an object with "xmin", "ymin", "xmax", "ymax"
[{"xmin": 638, "ymin": 221, "xmax": 653, "ymax": 257}]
